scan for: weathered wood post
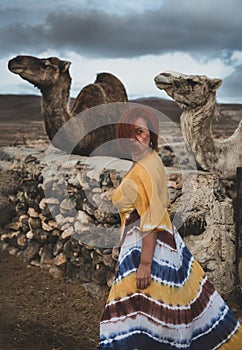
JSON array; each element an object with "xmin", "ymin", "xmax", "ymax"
[{"xmin": 235, "ymin": 167, "xmax": 242, "ymax": 305}]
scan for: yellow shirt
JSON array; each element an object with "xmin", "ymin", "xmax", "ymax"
[{"xmin": 112, "ymin": 150, "xmax": 172, "ymax": 232}]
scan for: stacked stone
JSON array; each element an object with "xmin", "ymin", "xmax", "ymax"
[
  {"xmin": 0, "ymin": 146, "xmax": 238, "ymax": 297},
  {"xmin": 0, "ymin": 148, "xmax": 128, "ymax": 296}
]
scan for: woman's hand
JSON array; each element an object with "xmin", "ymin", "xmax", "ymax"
[
  {"xmin": 136, "ymin": 262, "xmax": 152, "ymax": 289},
  {"xmin": 136, "ymin": 231, "xmax": 157, "ymax": 289}
]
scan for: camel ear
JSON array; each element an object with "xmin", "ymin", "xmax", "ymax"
[
  {"xmin": 210, "ymin": 78, "xmax": 222, "ymax": 91},
  {"xmin": 61, "ymin": 61, "xmax": 71, "ymax": 72}
]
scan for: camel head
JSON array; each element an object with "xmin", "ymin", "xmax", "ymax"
[
  {"xmin": 8, "ymin": 55, "xmax": 72, "ymax": 92},
  {"xmin": 154, "ymin": 71, "xmax": 222, "ymax": 110}
]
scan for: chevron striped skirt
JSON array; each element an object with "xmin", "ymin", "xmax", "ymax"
[{"xmin": 98, "ymin": 211, "xmax": 242, "ymax": 349}]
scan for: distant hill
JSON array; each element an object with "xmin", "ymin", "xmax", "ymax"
[
  {"xmin": 0, "ymin": 95, "xmax": 241, "ymax": 147},
  {"xmin": 0, "ymin": 94, "xmax": 182, "ymax": 123},
  {"xmin": 0, "ymin": 94, "xmax": 42, "ymax": 122},
  {"xmin": 131, "ymin": 97, "xmax": 182, "ymax": 122},
  {"xmin": 1, "ymin": 94, "xmax": 241, "ymax": 123}
]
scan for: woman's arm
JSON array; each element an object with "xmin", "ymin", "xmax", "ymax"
[{"xmin": 136, "ymin": 231, "xmax": 157, "ymax": 289}]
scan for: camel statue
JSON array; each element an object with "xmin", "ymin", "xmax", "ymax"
[
  {"xmin": 154, "ymin": 71, "xmax": 242, "ymax": 178},
  {"xmin": 8, "ymin": 55, "xmax": 128, "ymax": 155}
]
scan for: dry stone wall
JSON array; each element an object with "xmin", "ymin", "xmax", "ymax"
[{"xmin": 0, "ymin": 145, "xmax": 237, "ymax": 298}]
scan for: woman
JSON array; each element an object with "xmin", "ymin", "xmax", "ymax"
[{"xmin": 98, "ymin": 106, "xmax": 242, "ymax": 349}]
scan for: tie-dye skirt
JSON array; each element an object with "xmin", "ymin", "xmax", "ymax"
[{"xmin": 98, "ymin": 210, "xmax": 242, "ymax": 349}]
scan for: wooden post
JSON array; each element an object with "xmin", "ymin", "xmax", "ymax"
[{"xmin": 235, "ymin": 167, "xmax": 242, "ymax": 306}]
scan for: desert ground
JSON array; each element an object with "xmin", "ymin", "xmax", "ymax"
[{"xmin": 0, "ymin": 95, "xmax": 242, "ymax": 349}]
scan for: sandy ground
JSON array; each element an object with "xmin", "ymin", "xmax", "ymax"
[{"xmin": 0, "ymin": 249, "xmax": 106, "ymax": 350}]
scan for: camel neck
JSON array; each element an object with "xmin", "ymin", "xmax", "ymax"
[
  {"xmin": 40, "ymin": 86, "xmax": 71, "ymax": 140},
  {"xmin": 180, "ymin": 93, "xmax": 221, "ymax": 170},
  {"xmin": 180, "ymin": 93, "xmax": 219, "ymax": 145}
]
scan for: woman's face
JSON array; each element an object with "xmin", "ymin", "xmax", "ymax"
[{"xmin": 128, "ymin": 117, "xmax": 151, "ymax": 156}]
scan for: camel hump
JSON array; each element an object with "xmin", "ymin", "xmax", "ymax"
[
  {"xmin": 70, "ymin": 84, "xmax": 107, "ymax": 115},
  {"xmin": 71, "ymin": 72, "xmax": 128, "ymax": 115},
  {"xmin": 94, "ymin": 72, "xmax": 128, "ymax": 102}
]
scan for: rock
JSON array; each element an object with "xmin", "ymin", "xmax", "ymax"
[
  {"xmin": 60, "ymin": 198, "xmax": 74, "ymax": 212},
  {"xmin": 39, "ymin": 198, "xmax": 47, "ymax": 210},
  {"xmin": 53, "ymin": 240, "xmax": 64, "ymax": 257},
  {"xmin": 74, "ymin": 221, "xmax": 87, "ymax": 234},
  {"xmin": 41, "ymin": 197, "xmax": 59, "ymax": 205},
  {"xmin": 41, "ymin": 221, "xmax": 53, "ymax": 232},
  {"xmin": 8, "ymin": 246, "xmax": 19, "ymax": 255},
  {"xmin": 93, "ymin": 207, "xmax": 118, "ymax": 224},
  {"xmin": 24, "ymin": 154, "xmax": 38, "ymax": 163},
  {"xmin": 67, "ymin": 177, "xmax": 82, "ymax": 188},
  {"xmin": 70, "ymin": 255, "xmax": 87, "ymax": 267},
  {"xmin": 54, "ymin": 252, "xmax": 67, "ymax": 266},
  {"xmin": 55, "ymin": 214, "xmax": 67, "ymax": 226},
  {"xmin": 61, "ymin": 226, "xmax": 74, "ymax": 239},
  {"xmin": 26, "ymin": 230, "xmax": 34, "ymax": 240},
  {"xmin": 0, "ymin": 230, "xmax": 19, "ymax": 242},
  {"xmin": 0, "ymin": 150, "xmax": 14, "ymax": 161},
  {"xmin": 80, "ymin": 246, "xmax": 92, "ymax": 262},
  {"xmin": 29, "ymin": 259, "xmax": 41, "ymax": 267},
  {"xmin": 39, "ymin": 245, "xmax": 54, "ymax": 266},
  {"xmin": 211, "ymin": 201, "xmax": 234, "ymax": 225},
  {"xmin": 65, "ymin": 262, "xmax": 92, "ymax": 283},
  {"xmin": 47, "ymin": 219, "xmax": 58, "ymax": 229},
  {"xmin": 31, "ymin": 228, "xmax": 50, "ymax": 244},
  {"xmin": 17, "ymin": 234, "xmax": 27, "ymax": 248},
  {"xmin": 90, "ymin": 251, "xmax": 103, "ymax": 265},
  {"xmin": 49, "ymin": 265, "xmax": 63, "ymax": 279},
  {"xmin": 107, "ymin": 271, "xmax": 115, "ymax": 287},
  {"xmin": 0, "ymin": 242, "xmax": 9, "ymax": 251},
  {"xmin": 92, "ymin": 264, "xmax": 109, "ymax": 285},
  {"xmin": 52, "ymin": 229, "xmax": 60, "ymax": 237},
  {"xmin": 28, "ymin": 207, "xmax": 39, "ymax": 217},
  {"xmin": 21, "ymin": 241, "xmax": 40, "ymax": 263},
  {"xmin": 76, "ymin": 210, "xmax": 93, "ymax": 223},
  {"xmin": 19, "ymin": 214, "xmax": 29, "ymax": 222},
  {"xmin": 112, "ymin": 247, "xmax": 120, "ymax": 261},
  {"xmin": 214, "ymin": 179, "xmax": 227, "ymax": 202},
  {"xmin": 86, "ymin": 169, "xmax": 100, "ymax": 182},
  {"xmin": 8, "ymin": 221, "xmax": 21, "ymax": 231},
  {"xmin": 103, "ymin": 253, "xmax": 116, "ymax": 269},
  {"xmin": 109, "ymin": 172, "xmax": 122, "ymax": 188},
  {"xmin": 63, "ymin": 239, "xmax": 81, "ymax": 260},
  {"xmin": 102, "ymin": 248, "xmax": 112, "ymax": 254},
  {"xmin": 28, "ymin": 217, "xmax": 42, "ymax": 230},
  {"xmin": 162, "ymin": 154, "xmax": 174, "ymax": 167}
]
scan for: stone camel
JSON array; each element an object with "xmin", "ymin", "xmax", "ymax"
[
  {"xmin": 8, "ymin": 55, "xmax": 128, "ymax": 156},
  {"xmin": 154, "ymin": 71, "xmax": 242, "ymax": 178}
]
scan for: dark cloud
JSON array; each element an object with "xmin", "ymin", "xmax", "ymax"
[
  {"xmin": 218, "ymin": 65, "xmax": 242, "ymax": 102},
  {"xmin": 0, "ymin": 23, "xmax": 46, "ymax": 55},
  {"xmin": 1, "ymin": 1, "xmax": 242, "ymax": 59}
]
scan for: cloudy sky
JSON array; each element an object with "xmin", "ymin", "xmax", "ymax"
[{"xmin": 1, "ymin": 0, "xmax": 242, "ymax": 102}]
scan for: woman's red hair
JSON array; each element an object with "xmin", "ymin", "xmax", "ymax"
[{"xmin": 116, "ymin": 106, "xmax": 159, "ymax": 154}]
